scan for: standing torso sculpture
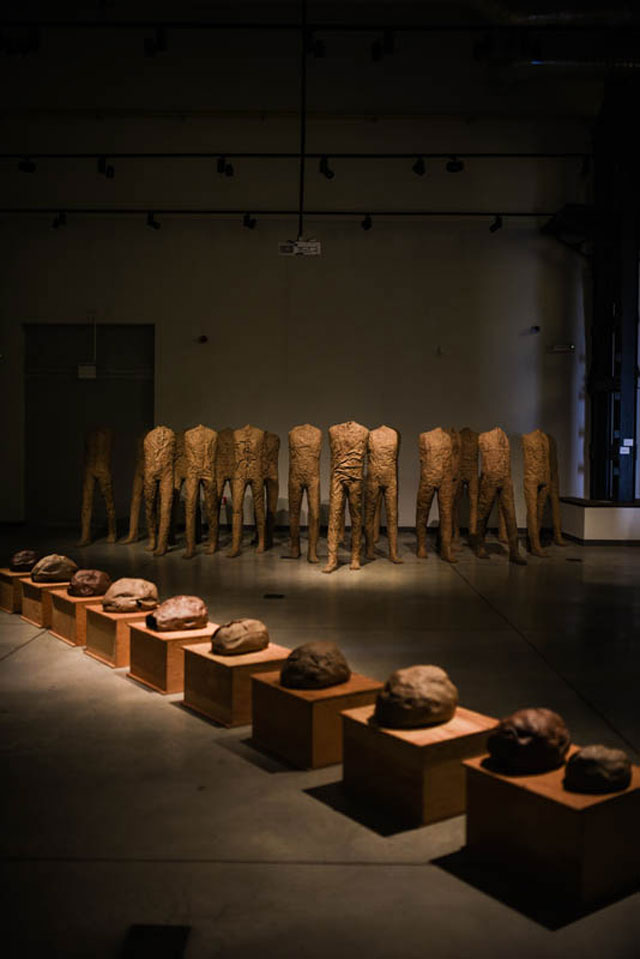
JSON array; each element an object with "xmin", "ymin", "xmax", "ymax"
[
  {"xmin": 123, "ymin": 434, "xmax": 145, "ymax": 543},
  {"xmin": 183, "ymin": 425, "xmax": 218, "ymax": 558},
  {"xmin": 453, "ymin": 427, "xmax": 479, "ymax": 543},
  {"xmin": 143, "ymin": 425, "xmax": 176, "ymax": 556},
  {"xmin": 522, "ymin": 428, "xmax": 551, "ymax": 556},
  {"xmin": 288, "ymin": 424, "xmax": 322, "ymax": 563},
  {"xmin": 78, "ymin": 426, "xmax": 117, "ymax": 546},
  {"xmin": 229, "ymin": 425, "xmax": 266, "ymax": 557},
  {"xmin": 365, "ymin": 425, "xmax": 402, "ymax": 563},
  {"xmin": 323, "ymin": 421, "xmax": 369, "ymax": 574},
  {"xmin": 416, "ymin": 427, "xmax": 456, "ymax": 563},
  {"xmin": 474, "ymin": 426, "xmax": 526, "ymax": 565},
  {"xmin": 262, "ymin": 431, "xmax": 280, "ymax": 550}
]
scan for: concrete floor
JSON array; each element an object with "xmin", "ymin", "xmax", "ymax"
[{"xmin": 1, "ymin": 526, "xmax": 639, "ymax": 958}]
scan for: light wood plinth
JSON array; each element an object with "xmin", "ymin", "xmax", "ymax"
[
  {"xmin": 128, "ymin": 621, "xmax": 219, "ymax": 694},
  {"xmin": 342, "ymin": 705, "xmax": 497, "ymax": 826},
  {"xmin": 84, "ymin": 607, "xmax": 148, "ymax": 668},
  {"xmin": 0, "ymin": 568, "xmax": 30, "ymax": 613},
  {"xmin": 252, "ymin": 671, "xmax": 383, "ymax": 769},
  {"xmin": 20, "ymin": 577, "xmax": 71, "ymax": 628},
  {"xmin": 183, "ymin": 642, "xmax": 292, "ymax": 727},
  {"xmin": 464, "ymin": 749, "xmax": 640, "ymax": 906},
  {"xmin": 49, "ymin": 591, "xmax": 104, "ymax": 646}
]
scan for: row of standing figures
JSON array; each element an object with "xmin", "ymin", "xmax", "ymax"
[{"xmin": 79, "ymin": 422, "xmax": 564, "ymax": 572}]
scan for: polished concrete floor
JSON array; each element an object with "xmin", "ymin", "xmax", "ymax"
[{"xmin": 1, "ymin": 525, "xmax": 639, "ymax": 958}]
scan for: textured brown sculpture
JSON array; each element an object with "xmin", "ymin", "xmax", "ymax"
[
  {"xmin": 146, "ymin": 595, "xmax": 208, "ymax": 632},
  {"xmin": 323, "ymin": 421, "xmax": 369, "ymax": 574},
  {"xmin": 212, "ymin": 428, "xmax": 235, "ymax": 552},
  {"xmin": 474, "ymin": 427, "xmax": 526, "ymax": 565},
  {"xmin": 564, "ymin": 745, "xmax": 632, "ymax": 794},
  {"xmin": 123, "ymin": 436, "xmax": 145, "ymax": 544},
  {"xmin": 416, "ymin": 427, "xmax": 456, "ymax": 563},
  {"xmin": 78, "ymin": 427, "xmax": 117, "ymax": 546},
  {"xmin": 487, "ymin": 707, "xmax": 570, "ymax": 773},
  {"xmin": 374, "ymin": 665, "xmax": 458, "ymax": 729},
  {"xmin": 288, "ymin": 424, "xmax": 322, "ymax": 563},
  {"xmin": 31, "ymin": 554, "xmax": 78, "ymax": 583},
  {"xmin": 280, "ymin": 641, "xmax": 351, "ymax": 689},
  {"xmin": 143, "ymin": 426, "xmax": 176, "ymax": 556},
  {"xmin": 447, "ymin": 427, "xmax": 461, "ymax": 545},
  {"xmin": 262, "ymin": 431, "xmax": 280, "ymax": 550},
  {"xmin": 228, "ymin": 425, "xmax": 266, "ymax": 557},
  {"xmin": 365, "ymin": 425, "xmax": 402, "ymax": 563},
  {"xmin": 183, "ymin": 425, "xmax": 218, "ymax": 559},
  {"xmin": 453, "ymin": 427, "xmax": 479, "ymax": 543},
  {"xmin": 211, "ymin": 619, "xmax": 270, "ymax": 656},
  {"xmin": 9, "ymin": 549, "xmax": 39, "ymax": 572},
  {"xmin": 522, "ymin": 428, "xmax": 553, "ymax": 556},
  {"xmin": 102, "ymin": 577, "xmax": 158, "ymax": 613},
  {"xmin": 548, "ymin": 433, "xmax": 566, "ymax": 546},
  {"xmin": 68, "ymin": 569, "xmax": 111, "ymax": 597}
]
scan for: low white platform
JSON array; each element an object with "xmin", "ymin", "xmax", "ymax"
[{"xmin": 561, "ymin": 497, "xmax": 640, "ymax": 544}]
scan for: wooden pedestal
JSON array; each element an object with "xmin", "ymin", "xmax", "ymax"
[
  {"xmin": 464, "ymin": 749, "xmax": 640, "ymax": 906},
  {"xmin": 0, "ymin": 568, "xmax": 30, "ymax": 613},
  {"xmin": 183, "ymin": 642, "xmax": 292, "ymax": 727},
  {"xmin": 49, "ymin": 590, "xmax": 102, "ymax": 647},
  {"xmin": 342, "ymin": 705, "xmax": 497, "ymax": 826},
  {"xmin": 252, "ymin": 671, "xmax": 383, "ymax": 769},
  {"xmin": 128, "ymin": 621, "xmax": 219, "ymax": 694},
  {"xmin": 20, "ymin": 577, "xmax": 71, "ymax": 628},
  {"xmin": 84, "ymin": 607, "xmax": 148, "ymax": 668}
]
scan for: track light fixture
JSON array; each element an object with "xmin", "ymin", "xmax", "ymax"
[
  {"xmin": 97, "ymin": 156, "xmax": 115, "ymax": 179},
  {"xmin": 243, "ymin": 212, "xmax": 257, "ymax": 230},
  {"xmin": 489, "ymin": 214, "xmax": 503, "ymax": 233},
  {"xmin": 144, "ymin": 26, "xmax": 167, "ymax": 57},
  {"xmin": 319, "ymin": 156, "xmax": 335, "ymax": 179},
  {"xmin": 446, "ymin": 156, "xmax": 465, "ymax": 174},
  {"xmin": 51, "ymin": 211, "xmax": 66, "ymax": 229},
  {"xmin": 217, "ymin": 156, "xmax": 234, "ymax": 177},
  {"xmin": 371, "ymin": 29, "xmax": 395, "ymax": 62},
  {"xmin": 146, "ymin": 211, "xmax": 161, "ymax": 230},
  {"xmin": 18, "ymin": 156, "xmax": 36, "ymax": 173},
  {"xmin": 361, "ymin": 214, "xmax": 373, "ymax": 231},
  {"xmin": 412, "ymin": 156, "xmax": 426, "ymax": 176}
]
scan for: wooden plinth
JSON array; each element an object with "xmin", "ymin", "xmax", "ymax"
[
  {"xmin": 464, "ymin": 749, "xmax": 640, "ymax": 906},
  {"xmin": 20, "ymin": 577, "xmax": 71, "ymax": 628},
  {"xmin": 84, "ymin": 607, "xmax": 148, "ymax": 668},
  {"xmin": 252, "ymin": 671, "xmax": 383, "ymax": 769},
  {"xmin": 183, "ymin": 642, "xmax": 292, "ymax": 727},
  {"xmin": 49, "ymin": 591, "xmax": 103, "ymax": 647},
  {"xmin": 0, "ymin": 568, "xmax": 30, "ymax": 614},
  {"xmin": 128, "ymin": 621, "xmax": 219, "ymax": 694},
  {"xmin": 342, "ymin": 705, "xmax": 497, "ymax": 826}
]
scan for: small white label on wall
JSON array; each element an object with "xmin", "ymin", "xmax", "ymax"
[
  {"xmin": 619, "ymin": 447, "xmax": 630, "ymax": 455},
  {"xmin": 623, "ymin": 438, "xmax": 634, "ymax": 446}
]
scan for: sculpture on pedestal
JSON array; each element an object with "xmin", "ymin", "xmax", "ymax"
[
  {"xmin": 10, "ymin": 549, "xmax": 39, "ymax": 572},
  {"xmin": 564, "ymin": 745, "xmax": 631, "ymax": 794},
  {"xmin": 374, "ymin": 665, "xmax": 458, "ymax": 728},
  {"xmin": 183, "ymin": 425, "xmax": 217, "ymax": 559},
  {"xmin": 213, "ymin": 428, "xmax": 235, "ymax": 552},
  {"xmin": 262, "ymin": 431, "xmax": 280, "ymax": 550},
  {"xmin": 68, "ymin": 569, "xmax": 111, "ymax": 597},
  {"xmin": 288, "ymin": 424, "xmax": 322, "ymax": 563},
  {"xmin": 228, "ymin": 425, "xmax": 266, "ymax": 557},
  {"xmin": 474, "ymin": 427, "xmax": 526, "ymax": 565},
  {"xmin": 78, "ymin": 426, "xmax": 117, "ymax": 546},
  {"xmin": 32, "ymin": 554, "xmax": 78, "ymax": 583},
  {"xmin": 488, "ymin": 707, "xmax": 570, "ymax": 773},
  {"xmin": 103, "ymin": 577, "xmax": 158, "ymax": 612},
  {"xmin": 122, "ymin": 435, "xmax": 145, "ymax": 544},
  {"xmin": 146, "ymin": 595, "xmax": 208, "ymax": 631},
  {"xmin": 322, "ymin": 421, "xmax": 369, "ymax": 574},
  {"xmin": 365, "ymin": 425, "xmax": 402, "ymax": 564},
  {"xmin": 143, "ymin": 426, "xmax": 176, "ymax": 556},
  {"xmin": 212, "ymin": 619, "xmax": 270, "ymax": 655},
  {"xmin": 415, "ymin": 427, "xmax": 456, "ymax": 563},
  {"xmin": 280, "ymin": 641, "xmax": 351, "ymax": 689}
]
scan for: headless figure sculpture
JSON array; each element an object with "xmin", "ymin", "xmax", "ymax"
[
  {"xmin": 474, "ymin": 427, "xmax": 526, "ymax": 565},
  {"xmin": 416, "ymin": 427, "xmax": 456, "ymax": 563},
  {"xmin": 365, "ymin": 426, "xmax": 402, "ymax": 564},
  {"xmin": 323, "ymin": 421, "xmax": 369, "ymax": 574},
  {"xmin": 212, "ymin": 428, "xmax": 234, "ymax": 552},
  {"xmin": 229, "ymin": 425, "xmax": 266, "ymax": 557},
  {"xmin": 143, "ymin": 426, "xmax": 176, "ymax": 556},
  {"xmin": 78, "ymin": 426, "xmax": 117, "ymax": 546},
  {"xmin": 184, "ymin": 425, "xmax": 218, "ymax": 559},
  {"xmin": 522, "ymin": 428, "xmax": 551, "ymax": 556},
  {"xmin": 262, "ymin": 432, "xmax": 280, "ymax": 550},
  {"xmin": 288, "ymin": 424, "xmax": 322, "ymax": 563},
  {"xmin": 123, "ymin": 435, "xmax": 144, "ymax": 543},
  {"xmin": 453, "ymin": 427, "xmax": 479, "ymax": 543},
  {"xmin": 547, "ymin": 433, "xmax": 566, "ymax": 546}
]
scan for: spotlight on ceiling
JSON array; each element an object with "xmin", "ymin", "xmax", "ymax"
[
  {"xmin": 51, "ymin": 211, "xmax": 67, "ymax": 229},
  {"xmin": 217, "ymin": 155, "xmax": 234, "ymax": 177},
  {"xmin": 243, "ymin": 212, "xmax": 257, "ymax": 230},
  {"xmin": 361, "ymin": 214, "xmax": 373, "ymax": 231},
  {"xmin": 18, "ymin": 156, "xmax": 36, "ymax": 173},
  {"xmin": 97, "ymin": 156, "xmax": 115, "ymax": 179},
  {"xmin": 489, "ymin": 214, "xmax": 503, "ymax": 233},
  {"xmin": 146, "ymin": 211, "xmax": 161, "ymax": 230},
  {"xmin": 446, "ymin": 156, "xmax": 465, "ymax": 173},
  {"xmin": 144, "ymin": 26, "xmax": 167, "ymax": 57},
  {"xmin": 412, "ymin": 156, "xmax": 426, "ymax": 176},
  {"xmin": 319, "ymin": 156, "xmax": 335, "ymax": 179},
  {"xmin": 371, "ymin": 29, "xmax": 395, "ymax": 62}
]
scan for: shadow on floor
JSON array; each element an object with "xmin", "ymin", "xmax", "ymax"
[
  {"xmin": 305, "ymin": 781, "xmax": 421, "ymax": 838},
  {"xmin": 119, "ymin": 924, "xmax": 190, "ymax": 959},
  {"xmin": 215, "ymin": 735, "xmax": 294, "ymax": 774}
]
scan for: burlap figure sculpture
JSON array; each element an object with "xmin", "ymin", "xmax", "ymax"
[
  {"xmin": 228, "ymin": 425, "xmax": 266, "ymax": 557},
  {"xmin": 183, "ymin": 425, "xmax": 218, "ymax": 559},
  {"xmin": 474, "ymin": 427, "xmax": 526, "ymax": 565},
  {"xmin": 522, "ymin": 428, "xmax": 552, "ymax": 556},
  {"xmin": 78, "ymin": 426, "xmax": 117, "ymax": 546},
  {"xmin": 123, "ymin": 435, "xmax": 145, "ymax": 544},
  {"xmin": 212, "ymin": 428, "xmax": 235, "ymax": 552},
  {"xmin": 288, "ymin": 424, "xmax": 322, "ymax": 563},
  {"xmin": 262, "ymin": 431, "xmax": 280, "ymax": 550},
  {"xmin": 365, "ymin": 425, "xmax": 402, "ymax": 564},
  {"xmin": 452, "ymin": 427, "xmax": 479, "ymax": 543},
  {"xmin": 143, "ymin": 426, "xmax": 176, "ymax": 556},
  {"xmin": 416, "ymin": 427, "xmax": 456, "ymax": 563},
  {"xmin": 322, "ymin": 421, "xmax": 369, "ymax": 574}
]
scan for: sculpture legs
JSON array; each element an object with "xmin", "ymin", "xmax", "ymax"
[
  {"xmin": 144, "ymin": 475, "xmax": 159, "ymax": 552},
  {"xmin": 346, "ymin": 480, "xmax": 363, "ymax": 570},
  {"xmin": 289, "ymin": 481, "xmax": 303, "ymax": 559},
  {"xmin": 97, "ymin": 471, "xmax": 117, "ymax": 543},
  {"xmin": 364, "ymin": 479, "xmax": 381, "ymax": 560},
  {"xmin": 203, "ymin": 478, "xmax": 217, "ymax": 554},
  {"xmin": 474, "ymin": 476, "xmax": 498, "ymax": 559},
  {"xmin": 154, "ymin": 471, "xmax": 174, "ymax": 556},
  {"xmin": 384, "ymin": 483, "xmax": 402, "ymax": 563},
  {"xmin": 229, "ymin": 478, "xmax": 265, "ymax": 557},
  {"xmin": 497, "ymin": 483, "xmax": 526, "ymax": 565},
  {"xmin": 436, "ymin": 481, "xmax": 456, "ymax": 564},
  {"xmin": 265, "ymin": 477, "xmax": 278, "ymax": 550},
  {"xmin": 550, "ymin": 488, "xmax": 566, "ymax": 546},
  {"xmin": 366, "ymin": 482, "xmax": 401, "ymax": 563},
  {"xmin": 123, "ymin": 468, "xmax": 144, "ymax": 543},
  {"xmin": 78, "ymin": 472, "xmax": 96, "ymax": 546},
  {"xmin": 184, "ymin": 476, "xmax": 200, "ymax": 559},
  {"xmin": 306, "ymin": 476, "xmax": 320, "ymax": 563},
  {"xmin": 416, "ymin": 481, "xmax": 435, "ymax": 559},
  {"xmin": 524, "ymin": 480, "xmax": 547, "ymax": 556},
  {"xmin": 323, "ymin": 477, "xmax": 347, "ymax": 573}
]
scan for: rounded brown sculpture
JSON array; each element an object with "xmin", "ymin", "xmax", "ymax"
[
  {"xmin": 474, "ymin": 427, "xmax": 526, "ymax": 565},
  {"xmin": 212, "ymin": 428, "xmax": 235, "ymax": 552},
  {"xmin": 323, "ymin": 421, "xmax": 369, "ymax": 574},
  {"xmin": 416, "ymin": 427, "xmax": 456, "ymax": 563},
  {"xmin": 78, "ymin": 426, "xmax": 117, "ymax": 546},
  {"xmin": 522, "ymin": 428, "xmax": 553, "ymax": 556},
  {"xmin": 262, "ymin": 431, "xmax": 280, "ymax": 550},
  {"xmin": 102, "ymin": 577, "xmax": 158, "ymax": 613},
  {"xmin": 228, "ymin": 425, "xmax": 266, "ymax": 557},
  {"xmin": 280, "ymin": 641, "xmax": 351, "ymax": 689},
  {"xmin": 211, "ymin": 618, "xmax": 270, "ymax": 656},
  {"xmin": 563, "ymin": 745, "xmax": 632, "ymax": 794},
  {"xmin": 68, "ymin": 569, "xmax": 111, "ymax": 597},
  {"xmin": 146, "ymin": 595, "xmax": 208, "ymax": 632},
  {"xmin": 122, "ymin": 435, "xmax": 145, "ymax": 544},
  {"xmin": 31, "ymin": 554, "xmax": 78, "ymax": 583},
  {"xmin": 143, "ymin": 426, "xmax": 176, "ymax": 557},
  {"xmin": 453, "ymin": 427, "xmax": 479, "ymax": 543},
  {"xmin": 288, "ymin": 424, "xmax": 322, "ymax": 563},
  {"xmin": 487, "ymin": 707, "xmax": 570, "ymax": 773},
  {"xmin": 374, "ymin": 665, "xmax": 458, "ymax": 729},
  {"xmin": 9, "ymin": 549, "xmax": 39, "ymax": 572},
  {"xmin": 365, "ymin": 425, "xmax": 402, "ymax": 564},
  {"xmin": 183, "ymin": 425, "xmax": 218, "ymax": 559}
]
